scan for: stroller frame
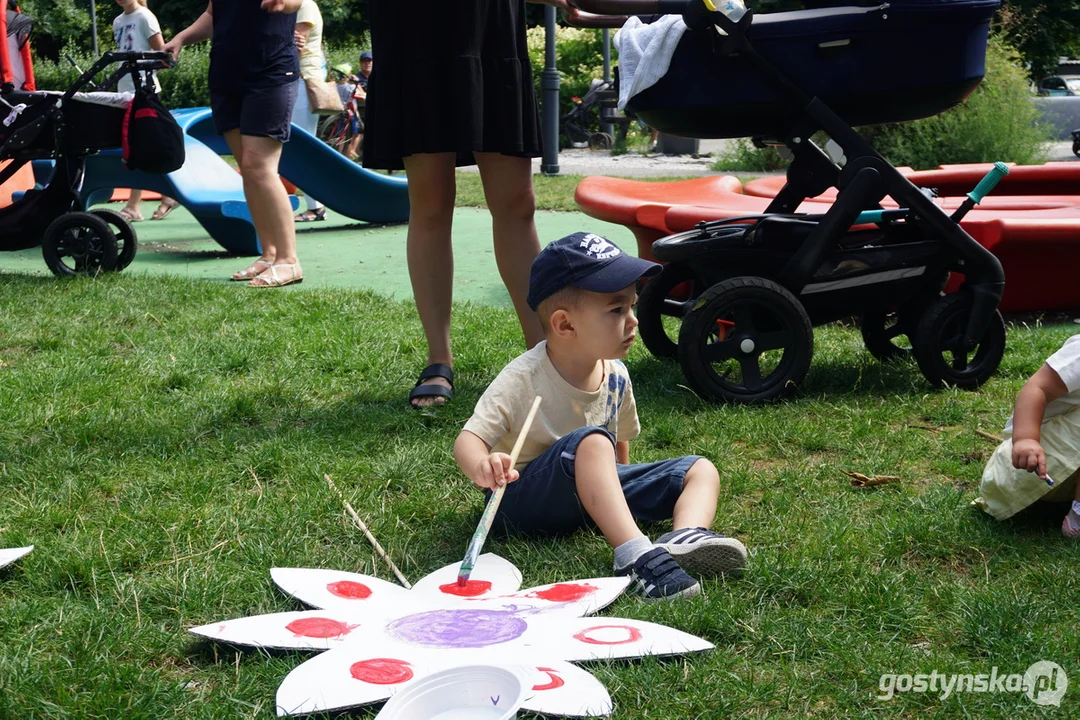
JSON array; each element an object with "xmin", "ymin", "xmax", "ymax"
[
  {"xmin": 0, "ymin": 50, "xmax": 170, "ymax": 275},
  {"xmin": 571, "ymin": 0, "xmax": 1006, "ymax": 403}
]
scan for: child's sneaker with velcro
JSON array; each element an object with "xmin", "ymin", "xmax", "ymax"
[
  {"xmin": 615, "ymin": 547, "xmax": 700, "ymax": 600},
  {"xmin": 656, "ymin": 527, "xmax": 748, "ymax": 577}
]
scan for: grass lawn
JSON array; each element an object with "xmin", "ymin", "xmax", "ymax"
[{"xmin": 1, "ymin": 279, "xmax": 1078, "ymax": 716}]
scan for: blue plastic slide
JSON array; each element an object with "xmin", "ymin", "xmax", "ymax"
[
  {"xmin": 184, "ymin": 109, "xmax": 410, "ymax": 226},
  {"xmin": 80, "ymin": 107, "xmax": 409, "ymax": 255}
]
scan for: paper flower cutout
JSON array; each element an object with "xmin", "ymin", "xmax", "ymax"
[
  {"xmin": 191, "ymin": 554, "xmax": 714, "ymax": 717},
  {"xmin": 0, "ymin": 546, "xmax": 32, "ymax": 569}
]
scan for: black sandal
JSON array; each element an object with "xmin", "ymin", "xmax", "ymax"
[{"xmin": 408, "ymin": 363, "xmax": 454, "ymax": 407}]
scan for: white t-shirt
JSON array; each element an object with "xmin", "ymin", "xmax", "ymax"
[
  {"xmin": 463, "ymin": 341, "xmax": 641, "ymax": 471},
  {"xmin": 296, "ymin": 0, "xmax": 327, "ymax": 82},
  {"xmin": 112, "ymin": 6, "xmax": 162, "ymax": 93},
  {"xmin": 1004, "ymin": 333, "xmax": 1080, "ymax": 434}
]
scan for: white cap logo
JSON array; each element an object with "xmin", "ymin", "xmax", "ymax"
[{"xmin": 579, "ymin": 233, "xmax": 620, "ymax": 260}]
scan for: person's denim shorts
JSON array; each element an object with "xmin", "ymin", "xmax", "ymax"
[
  {"xmin": 210, "ymin": 81, "xmax": 298, "ymax": 143},
  {"xmin": 491, "ymin": 426, "xmax": 703, "ymax": 537}
]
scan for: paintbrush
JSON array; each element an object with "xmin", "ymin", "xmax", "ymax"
[{"xmin": 457, "ymin": 395, "xmax": 542, "ymax": 587}]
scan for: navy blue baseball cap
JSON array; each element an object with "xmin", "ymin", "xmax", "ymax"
[
  {"xmin": 359, "ymin": 51, "xmax": 373, "ymax": 61},
  {"xmin": 527, "ymin": 232, "xmax": 660, "ymax": 311}
]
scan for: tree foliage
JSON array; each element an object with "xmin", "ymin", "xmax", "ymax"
[
  {"xmin": 996, "ymin": 0, "xmax": 1080, "ymax": 80},
  {"xmin": 17, "ymin": 0, "xmax": 370, "ymax": 61}
]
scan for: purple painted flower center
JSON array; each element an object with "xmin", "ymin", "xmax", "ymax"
[{"xmin": 387, "ymin": 609, "xmax": 527, "ymax": 648}]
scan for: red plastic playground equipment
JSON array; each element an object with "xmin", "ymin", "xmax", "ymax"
[{"xmin": 576, "ymin": 162, "xmax": 1080, "ymax": 314}]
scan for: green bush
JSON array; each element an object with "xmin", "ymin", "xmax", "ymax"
[
  {"xmin": 713, "ymin": 35, "xmax": 1052, "ymax": 172},
  {"xmin": 711, "ymin": 139, "xmax": 789, "ymax": 173}
]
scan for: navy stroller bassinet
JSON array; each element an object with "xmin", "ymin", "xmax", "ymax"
[{"xmin": 628, "ymin": 0, "xmax": 999, "ymax": 138}]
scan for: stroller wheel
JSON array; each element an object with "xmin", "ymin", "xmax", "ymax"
[
  {"xmin": 912, "ymin": 293, "xmax": 1006, "ymax": 390},
  {"xmin": 588, "ymin": 132, "xmax": 614, "ymax": 150},
  {"xmin": 678, "ymin": 277, "xmax": 813, "ymax": 404},
  {"xmin": 90, "ymin": 208, "xmax": 138, "ymax": 271},
  {"xmin": 861, "ymin": 305, "xmax": 915, "ymax": 361},
  {"xmin": 41, "ymin": 212, "xmax": 119, "ymax": 277},
  {"xmin": 637, "ymin": 262, "xmax": 701, "ymax": 360}
]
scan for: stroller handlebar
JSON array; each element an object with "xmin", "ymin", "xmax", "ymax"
[
  {"xmin": 569, "ymin": 0, "xmax": 692, "ymax": 15},
  {"xmin": 566, "ymin": 8, "xmax": 632, "ymax": 27}
]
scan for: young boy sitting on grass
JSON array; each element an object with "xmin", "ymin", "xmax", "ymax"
[
  {"xmin": 453, "ymin": 232, "xmax": 747, "ymax": 600},
  {"xmin": 973, "ymin": 333, "xmax": 1080, "ymax": 537}
]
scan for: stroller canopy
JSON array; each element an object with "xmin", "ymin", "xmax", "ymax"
[{"xmin": 1, "ymin": 0, "xmax": 35, "ymax": 90}]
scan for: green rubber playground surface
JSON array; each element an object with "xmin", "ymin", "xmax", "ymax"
[{"xmin": 0, "ymin": 204, "xmax": 639, "ymax": 307}]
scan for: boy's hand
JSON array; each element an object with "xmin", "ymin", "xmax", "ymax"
[
  {"xmin": 473, "ymin": 453, "xmax": 520, "ymax": 490},
  {"xmin": 1012, "ymin": 438, "xmax": 1047, "ymax": 478}
]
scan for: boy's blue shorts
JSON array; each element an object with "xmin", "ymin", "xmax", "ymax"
[{"xmin": 490, "ymin": 426, "xmax": 703, "ymax": 537}]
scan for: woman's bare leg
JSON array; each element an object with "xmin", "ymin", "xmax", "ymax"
[
  {"xmin": 475, "ymin": 152, "xmax": 544, "ymax": 349},
  {"xmin": 403, "ymin": 152, "xmax": 457, "ymax": 406}
]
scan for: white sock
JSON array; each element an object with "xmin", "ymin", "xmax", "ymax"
[{"xmin": 614, "ymin": 535, "xmax": 654, "ymax": 571}]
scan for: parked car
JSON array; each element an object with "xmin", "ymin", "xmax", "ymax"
[{"xmin": 1037, "ymin": 75, "xmax": 1080, "ymax": 96}]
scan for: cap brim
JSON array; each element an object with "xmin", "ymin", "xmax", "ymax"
[{"xmin": 574, "ymin": 254, "xmax": 661, "ymax": 294}]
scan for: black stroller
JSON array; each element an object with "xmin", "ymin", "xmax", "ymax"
[
  {"xmin": 561, "ymin": 77, "xmax": 630, "ymax": 149},
  {"xmin": 570, "ymin": 0, "xmax": 1007, "ymax": 403},
  {"xmin": 0, "ymin": 50, "xmax": 171, "ymax": 276}
]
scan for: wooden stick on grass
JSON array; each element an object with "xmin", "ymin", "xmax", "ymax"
[{"xmin": 324, "ymin": 473, "xmax": 411, "ymax": 589}]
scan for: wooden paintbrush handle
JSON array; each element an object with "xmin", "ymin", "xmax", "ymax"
[{"xmin": 459, "ymin": 396, "xmax": 542, "ymax": 577}]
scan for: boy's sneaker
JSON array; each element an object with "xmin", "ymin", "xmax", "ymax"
[
  {"xmin": 615, "ymin": 547, "xmax": 701, "ymax": 601},
  {"xmin": 1063, "ymin": 511, "xmax": 1080, "ymax": 539},
  {"xmin": 656, "ymin": 527, "xmax": 748, "ymax": 577}
]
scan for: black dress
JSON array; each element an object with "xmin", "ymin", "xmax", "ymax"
[{"xmin": 363, "ymin": 0, "xmax": 543, "ymax": 171}]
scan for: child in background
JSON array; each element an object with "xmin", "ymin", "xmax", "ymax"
[
  {"xmin": 112, "ymin": 0, "xmax": 177, "ymax": 221},
  {"xmin": 454, "ymin": 232, "xmax": 748, "ymax": 600},
  {"xmin": 974, "ymin": 334, "xmax": 1080, "ymax": 537}
]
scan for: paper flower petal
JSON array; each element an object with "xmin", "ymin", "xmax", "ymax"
[
  {"xmin": 410, "ymin": 553, "xmax": 522, "ymax": 599},
  {"xmin": 276, "ymin": 645, "xmax": 440, "ymax": 716},
  {"xmin": 523, "ymin": 617, "xmax": 714, "ymax": 661},
  {"xmin": 0, "ymin": 546, "xmax": 33, "ymax": 569},
  {"xmin": 519, "ymin": 660, "xmax": 613, "ymax": 718},
  {"xmin": 189, "ymin": 610, "xmax": 366, "ymax": 650},
  {"xmin": 270, "ymin": 568, "xmax": 412, "ymax": 612},
  {"xmin": 467, "ymin": 577, "xmax": 631, "ymax": 618}
]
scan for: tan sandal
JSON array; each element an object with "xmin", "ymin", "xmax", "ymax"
[
  {"xmin": 119, "ymin": 206, "xmax": 143, "ymax": 222},
  {"xmin": 151, "ymin": 198, "xmax": 179, "ymax": 220},
  {"xmin": 248, "ymin": 262, "xmax": 303, "ymax": 288},
  {"xmin": 230, "ymin": 259, "xmax": 272, "ymax": 281}
]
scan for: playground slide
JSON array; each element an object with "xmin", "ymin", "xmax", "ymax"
[
  {"xmin": 80, "ymin": 107, "xmax": 408, "ymax": 255},
  {"xmin": 184, "ymin": 108, "xmax": 410, "ymax": 225}
]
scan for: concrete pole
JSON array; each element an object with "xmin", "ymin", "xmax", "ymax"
[
  {"xmin": 90, "ymin": 0, "xmax": 99, "ymax": 57},
  {"xmin": 540, "ymin": 5, "xmax": 560, "ymax": 175},
  {"xmin": 600, "ymin": 28, "xmax": 613, "ymax": 138}
]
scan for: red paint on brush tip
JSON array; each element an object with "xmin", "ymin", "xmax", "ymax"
[{"xmin": 441, "ymin": 579, "xmax": 492, "ymax": 597}]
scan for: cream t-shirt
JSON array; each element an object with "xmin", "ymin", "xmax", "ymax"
[
  {"xmin": 1004, "ymin": 333, "xmax": 1080, "ymax": 434},
  {"xmin": 296, "ymin": 0, "xmax": 326, "ymax": 82},
  {"xmin": 463, "ymin": 341, "xmax": 641, "ymax": 471}
]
